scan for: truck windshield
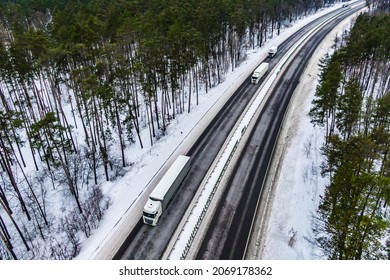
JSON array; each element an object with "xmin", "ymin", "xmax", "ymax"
[{"xmin": 143, "ymin": 211, "xmax": 156, "ymax": 218}]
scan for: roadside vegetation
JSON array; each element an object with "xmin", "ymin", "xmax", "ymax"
[
  {"xmin": 310, "ymin": 6, "xmax": 390, "ymax": 259},
  {"xmin": 0, "ymin": 0, "xmax": 350, "ymax": 260},
  {"xmin": 1, "ymin": 0, "xmax": 387, "ymax": 260}
]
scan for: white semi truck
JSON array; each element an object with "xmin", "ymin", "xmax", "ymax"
[
  {"xmin": 143, "ymin": 155, "xmax": 191, "ymax": 226},
  {"xmin": 268, "ymin": 46, "xmax": 278, "ymax": 57},
  {"xmin": 251, "ymin": 62, "xmax": 269, "ymax": 84}
]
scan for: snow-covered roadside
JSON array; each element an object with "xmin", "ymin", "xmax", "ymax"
[
  {"xmin": 255, "ymin": 7, "xmax": 366, "ymax": 260},
  {"xmin": 75, "ymin": 2, "xmax": 361, "ymax": 260}
]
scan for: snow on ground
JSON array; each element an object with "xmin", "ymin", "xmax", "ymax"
[
  {"xmin": 75, "ymin": 1, "xmax": 363, "ymax": 260},
  {"xmin": 258, "ymin": 8, "xmax": 364, "ymax": 260}
]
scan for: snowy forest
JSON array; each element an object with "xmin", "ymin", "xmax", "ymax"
[
  {"xmin": 0, "ymin": 0, "xmax": 388, "ymax": 260},
  {"xmin": 310, "ymin": 5, "xmax": 390, "ymax": 259}
]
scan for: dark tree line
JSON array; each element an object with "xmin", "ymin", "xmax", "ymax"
[
  {"xmin": 0, "ymin": 0, "xmax": 346, "ymax": 259},
  {"xmin": 310, "ymin": 10, "xmax": 390, "ymax": 259}
]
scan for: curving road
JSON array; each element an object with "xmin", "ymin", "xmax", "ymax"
[
  {"xmin": 195, "ymin": 3, "xmax": 365, "ymax": 260},
  {"xmin": 114, "ymin": 3, "xmax": 365, "ymax": 260}
]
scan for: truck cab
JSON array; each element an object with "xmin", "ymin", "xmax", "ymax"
[
  {"xmin": 268, "ymin": 46, "xmax": 278, "ymax": 58},
  {"xmin": 251, "ymin": 72, "xmax": 262, "ymax": 84},
  {"xmin": 143, "ymin": 198, "xmax": 162, "ymax": 226}
]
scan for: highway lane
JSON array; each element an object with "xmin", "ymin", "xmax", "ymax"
[
  {"xmin": 194, "ymin": 4, "xmax": 365, "ymax": 260},
  {"xmin": 113, "ymin": 4, "xmax": 362, "ymax": 260}
]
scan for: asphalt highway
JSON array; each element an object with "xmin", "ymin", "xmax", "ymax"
[
  {"xmin": 195, "ymin": 3, "xmax": 365, "ymax": 260},
  {"xmin": 114, "ymin": 3, "xmax": 365, "ymax": 260}
]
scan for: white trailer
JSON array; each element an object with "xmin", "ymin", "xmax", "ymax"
[
  {"xmin": 251, "ymin": 62, "xmax": 269, "ymax": 84},
  {"xmin": 268, "ymin": 46, "xmax": 278, "ymax": 58},
  {"xmin": 143, "ymin": 155, "xmax": 191, "ymax": 226}
]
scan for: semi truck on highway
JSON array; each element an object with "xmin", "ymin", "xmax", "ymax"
[
  {"xmin": 143, "ymin": 155, "xmax": 191, "ymax": 226},
  {"xmin": 251, "ymin": 62, "xmax": 269, "ymax": 84},
  {"xmin": 268, "ymin": 46, "xmax": 278, "ymax": 57}
]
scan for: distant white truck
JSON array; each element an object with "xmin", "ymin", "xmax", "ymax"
[
  {"xmin": 143, "ymin": 155, "xmax": 191, "ymax": 226},
  {"xmin": 268, "ymin": 46, "xmax": 278, "ymax": 58},
  {"xmin": 251, "ymin": 62, "xmax": 269, "ymax": 84}
]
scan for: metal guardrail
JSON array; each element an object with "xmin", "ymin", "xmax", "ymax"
[
  {"xmin": 177, "ymin": 140, "xmax": 239, "ymax": 259},
  {"xmin": 166, "ymin": 5, "xmax": 356, "ymax": 260}
]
